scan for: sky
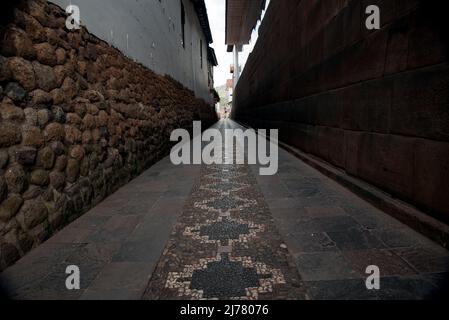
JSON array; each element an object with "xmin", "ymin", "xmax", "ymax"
[{"xmin": 204, "ymin": 0, "xmax": 269, "ymax": 88}]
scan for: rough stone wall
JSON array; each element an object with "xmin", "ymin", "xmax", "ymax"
[
  {"xmin": 233, "ymin": 0, "xmax": 449, "ymax": 223},
  {"xmin": 0, "ymin": 0, "xmax": 217, "ymax": 271}
]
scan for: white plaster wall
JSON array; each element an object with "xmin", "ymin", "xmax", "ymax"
[{"xmin": 50, "ymin": 0, "xmax": 212, "ymax": 102}]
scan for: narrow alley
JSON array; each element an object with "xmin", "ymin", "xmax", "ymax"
[
  {"xmin": 2, "ymin": 120, "xmax": 448, "ymax": 300},
  {"xmin": 1, "ymin": 0, "xmax": 449, "ymax": 304}
]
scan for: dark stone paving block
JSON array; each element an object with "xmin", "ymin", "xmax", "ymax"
[
  {"xmin": 140, "ymin": 170, "xmax": 160, "ymax": 178},
  {"xmin": 391, "ymin": 247, "xmax": 449, "ymax": 274},
  {"xmin": 137, "ymin": 201, "xmax": 184, "ymax": 236},
  {"xmin": 371, "ymin": 227, "xmax": 432, "ymax": 248},
  {"xmin": 306, "ymin": 216, "xmax": 361, "ymax": 232},
  {"xmin": 304, "ymin": 279, "xmax": 379, "ymax": 300},
  {"xmin": 294, "ymin": 252, "xmax": 360, "ymax": 281},
  {"xmin": 342, "ymin": 249, "xmax": 418, "ymax": 277},
  {"xmin": 80, "ymin": 288, "xmax": 144, "ymax": 300},
  {"xmin": 84, "ymin": 215, "xmax": 141, "ymax": 243},
  {"xmin": 112, "ymin": 239, "xmax": 167, "ymax": 263},
  {"xmin": 292, "ymin": 193, "xmax": 338, "ymax": 207},
  {"xmin": 327, "ymin": 228, "xmax": 386, "ymax": 250},
  {"xmin": 98, "ymin": 194, "xmax": 131, "ymax": 209},
  {"xmin": 69, "ymin": 214, "xmax": 111, "ymax": 230},
  {"xmin": 304, "ymin": 206, "xmax": 348, "ymax": 218},
  {"xmin": 286, "ymin": 232, "xmax": 338, "ymax": 254},
  {"xmin": 81, "ymin": 262, "xmax": 154, "ymax": 299},
  {"xmin": 289, "ymin": 188, "xmax": 322, "ymax": 198},
  {"xmin": 283, "ymin": 180, "xmax": 340, "ymax": 200},
  {"xmin": 351, "ymin": 212, "xmax": 404, "ymax": 230},
  {"xmin": 114, "ymin": 193, "xmax": 163, "ymax": 216},
  {"xmin": 86, "ymin": 204, "xmax": 123, "ymax": 217},
  {"xmin": 267, "ymin": 197, "xmax": 304, "ymax": 209},
  {"xmin": 134, "ymin": 183, "xmax": 172, "ymax": 193},
  {"xmin": 282, "ymin": 178, "xmax": 323, "ymax": 192},
  {"xmin": 47, "ymin": 226, "xmax": 94, "ymax": 244},
  {"xmin": 376, "ymin": 276, "xmax": 441, "ymax": 300},
  {"xmin": 277, "ymin": 168, "xmax": 302, "ymax": 178},
  {"xmin": 162, "ymin": 187, "xmax": 194, "ymax": 198},
  {"xmin": 109, "ymin": 188, "xmax": 152, "ymax": 203},
  {"xmin": 285, "ymin": 219, "xmax": 323, "ymax": 234},
  {"xmin": 128, "ymin": 214, "xmax": 179, "ymax": 243},
  {"xmin": 271, "ymin": 207, "xmax": 309, "ymax": 224},
  {"xmin": 338, "ymin": 201, "xmax": 377, "ymax": 216},
  {"xmin": 117, "ymin": 201, "xmax": 156, "ymax": 216},
  {"xmin": 257, "ymin": 182, "xmax": 292, "ymax": 199},
  {"xmin": 160, "ymin": 179, "xmax": 196, "ymax": 198},
  {"xmin": 289, "ymin": 216, "xmax": 361, "ymax": 235},
  {"xmin": 150, "ymin": 196, "xmax": 186, "ymax": 215}
]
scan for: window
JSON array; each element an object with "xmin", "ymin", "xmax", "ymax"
[
  {"xmin": 200, "ymin": 39, "xmax": 203, "ymax": 69},
  {"xmin": 181, "ymin": 1, "xmax": 185, "ymax": 48}
]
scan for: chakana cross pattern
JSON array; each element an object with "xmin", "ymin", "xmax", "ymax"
[
  {"xmin": 203, "ymin": 179, "xmax": 242, "ymax": 192},
  {"xmin": 199, "ymin": 219, "xmax": 250, "ymax": 244},
  {"xmin": 203, "ymin": 195, "xmax": 248, "ymax": 211},
  {"xmin": 188, "ymin": 254, "xmax": 271, "ymax": 299}
]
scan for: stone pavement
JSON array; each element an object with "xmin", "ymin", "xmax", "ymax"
[
  {"xmin": 144, "ymin": 122, "xmax": 306, "ymax": 299},
  {"xmin": 1, "ymin": 120, "xmax": 448, "ymax": 300}
]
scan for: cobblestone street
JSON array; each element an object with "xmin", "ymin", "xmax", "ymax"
[
  {"xmin": 1, "ymin": 0, "xmax": 449, "ymax": 306},
  {"xmin": 144, "ymin": 121, "xmax": 306, "ymax": 299},
  {"xmin": 1, "ymin": 120, "xmax": 448, "ymax": 300}
]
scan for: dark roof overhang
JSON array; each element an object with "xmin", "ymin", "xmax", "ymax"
[
  {"xmin": 225, "ymin": 0, "xmax": 266, "ymax": 45},
  {"xmin": 191, "ymin": 0, "xmax": 213, "ymax": 44},
  {"xmin": 207, "ymin": 47, "xmax": 218, "ymax": 66}
]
